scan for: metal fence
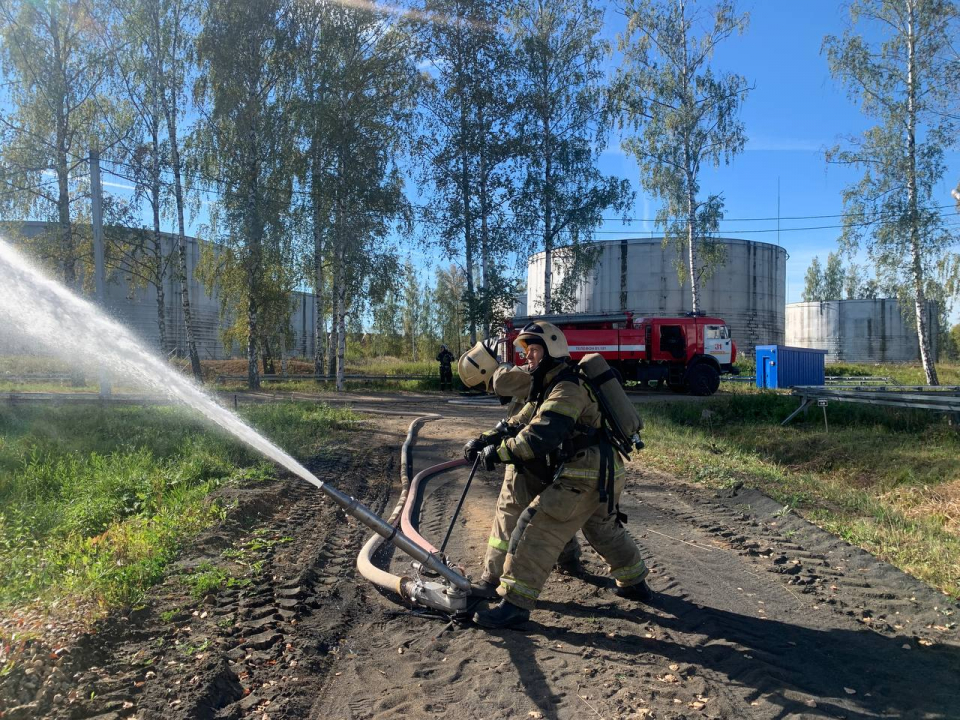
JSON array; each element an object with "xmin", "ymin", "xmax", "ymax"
[
  {"xmin": 782, "ymin": 384, "xmax": 960, "ymax": 426},
  {"xmin": 214, "ymin": 373, "xmax": 437, "ymax": 384}
]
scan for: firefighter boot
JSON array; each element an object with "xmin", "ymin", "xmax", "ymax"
[
  {"xmin": 613, "ymin": 579, "xmax": 654, "ymax": 604},
  {"xmin": 473, "ymin": 599, "xmax": 530, "ymax": 629}
]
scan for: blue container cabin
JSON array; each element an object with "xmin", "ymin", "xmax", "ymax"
[{"xmin": 755, "ymin": 345, "xmax": 827, "ymax": 389}]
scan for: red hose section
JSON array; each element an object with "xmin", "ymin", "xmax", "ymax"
[{"xmin": 400, "ymin": 458, "xmax": 470, "ymax": 555}]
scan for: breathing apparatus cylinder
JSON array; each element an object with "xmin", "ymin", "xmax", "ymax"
[{"xmin": 578, "ymin": 353, "xmax": 644, "ymax": 453}]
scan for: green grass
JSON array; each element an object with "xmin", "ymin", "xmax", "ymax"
[
  {"xmin": 182, "ymin": 562, "xmax": 229, "ymax": 600},
  {"xmin": 0, "ymin": 401, "xmax": 356, "ymax": 612},
  {"xmin": 727, "ymin": 358, "xmax": 960, "ymax": 387},
  {"xmin": 638, "ymin": 392, "xmax": 960, "ymax": 598},
  {"xmin": 822, "ymin": 361, "xmax": 960, "ymax": 386}
]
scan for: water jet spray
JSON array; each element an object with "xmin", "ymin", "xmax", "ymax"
[{"xmin": 0, "ymin": 239, "xmax": 470, "ymax": 605}]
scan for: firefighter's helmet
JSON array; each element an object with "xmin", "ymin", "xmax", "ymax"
[
  {"xmin": 458, "ymin": 340, "xmax": 499, "ymax": 390},
  {"xmin": 515, "ymin": 321, "xmax": 569, "ymax": 359},
  {"xmin": 492, "ymin": 364, "xmax": 532, "ymax": 399}
]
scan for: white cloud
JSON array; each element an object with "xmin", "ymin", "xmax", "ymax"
[{"xmin": 746, "ymin": 136, "xmax": 825, "ymax": 153}]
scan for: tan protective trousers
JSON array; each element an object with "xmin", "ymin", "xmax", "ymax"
[
  {"xmin": 481, "ymin": 465, "xmax": 580, "ymax": 585},
  {"xmin": 495, "ymin": 468, "xmax": 648, "ymax": 610}
]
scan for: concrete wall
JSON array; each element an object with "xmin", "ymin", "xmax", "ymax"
[
  {"xmin": 1, "ymin": 221, "xmax": 317, "ymax": 360},
  {"xmin": 526, "ymin": 237, "xmax": 787, "ymax": 350},
  {"xmin": 785, "ymin": 299, "xmax": 938, "ymax": 364}
]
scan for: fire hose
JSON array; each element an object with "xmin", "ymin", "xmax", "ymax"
[{"xmin": 355, "ymin": 415, "xmax": 476, "ymax": 613}]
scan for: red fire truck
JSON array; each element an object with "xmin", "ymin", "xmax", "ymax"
[{"xmin": 502, "ymin": 312, "xmax": 738, "ymax": 396}]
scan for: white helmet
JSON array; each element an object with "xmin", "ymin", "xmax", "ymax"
[
  {"xmin": 458, "ymin": 340, "xmax": 499, "ymax": 390},
  {"xmin": 515, "ymin": 321, "xmax": 569, "ymax": 359}
]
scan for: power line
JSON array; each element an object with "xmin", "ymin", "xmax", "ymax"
[
  {"xmin": 5, "ymin": 127, "xmax": 959, "ymax": 238},
  {"xmin": 0, "ymin": 175, "xmax": 65, "ymax": 200},
  {"xmin": 598, "ymin": 203, "xmax": 960, "ymax": 225}
]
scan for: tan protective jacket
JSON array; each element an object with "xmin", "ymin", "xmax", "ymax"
[{"xmin": 496, "ymin": 361, "xmax": 624, "ymax": 485}]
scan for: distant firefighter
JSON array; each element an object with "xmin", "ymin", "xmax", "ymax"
[{"xmin": 436, "ymin": 344, "xmax": 454, "ymax": 391}]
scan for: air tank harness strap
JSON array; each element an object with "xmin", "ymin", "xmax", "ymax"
[
  {"xmin": 558, "ymin": 426, "xmax": 618, "ymax": 518},
  {"xmin": 555, "ymin": 424, "xmax": 601, "ymax": 467},
  {"xmin": 598, "ymin": 439, "xmax": 616, "ymax": 516},
  {"xmin": 589, "ymin": 366, "xmax": 621, "ymax": 386}
]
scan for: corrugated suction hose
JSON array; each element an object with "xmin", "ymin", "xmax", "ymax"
[{"xmin": 355, "ymin": 414, "xmax": 470, "ymax": 607}]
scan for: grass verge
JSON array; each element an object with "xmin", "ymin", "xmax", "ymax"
[
  {"xmin": 639, "ymin": 393, "xmax": 960, "ymax": 599},
  {"xmin": 0, "ymin": 401, "xmax": 356, "ymax": 613}
]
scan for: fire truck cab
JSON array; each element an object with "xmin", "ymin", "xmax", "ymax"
[{"xmin": 502, "ymin": 312, "xmax": 738, "ymax": 396}]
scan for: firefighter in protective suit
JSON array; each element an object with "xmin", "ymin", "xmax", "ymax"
[
  {"xmin": 459, "ymin": 342, "xmax": 583, "ymax": 583},
  {"xmin": 465, "ymin": 321, "xmax": 652, "ymax": 629}
]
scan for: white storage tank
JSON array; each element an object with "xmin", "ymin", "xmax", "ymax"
[
  {"xmin": 785, "ymin": 299, "xmax": 938, "ymax": 363},
  {"xmin": 526, "ymin": 237, "xmax": 787, "ymax": 349},
  {"xmin": 1, "ymin": 221, "xmax": 317, "ymax": 360}
]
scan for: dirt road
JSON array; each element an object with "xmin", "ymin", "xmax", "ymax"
[{"xmin": 4, "ymin": 394, "xmax": 958, "ymax": 720}]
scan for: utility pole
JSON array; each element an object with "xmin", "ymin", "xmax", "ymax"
[{"xmin": 90, "ymin": 145, "xmax": 111, "ymax": 397}]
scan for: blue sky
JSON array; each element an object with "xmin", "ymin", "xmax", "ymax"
[{"xmin": 594, "ymin": 1, "xmax": 960, "ymax": 321}]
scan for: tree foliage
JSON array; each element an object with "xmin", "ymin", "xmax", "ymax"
[
  {"xmin": 616, "ymin": 0, "xmax": 749, "ymax": 313},
  {"xmin": 509, "ymin": 0, "xmax": 632, "ymax": 314},
  {"xmin": 194, "ymin": 0, "xmax": 297, "ymax": 389},
  {"xmin": 824, "ymin": 0, "xmax": 960, "ymax": 384},
  {"xmin": 0, "ymin": 0, "xmax": 114, "ymax": 286},
  {"xmin": 310, "ymin": 2, "xmax": 419, "ymax": 390},
  {"xmin": 804, "ymin": 252, "xmax": 886, "ymax": 301},
  {"xmin": 415, "ymin": 0, "xmax": 520, "ymax": 340},
  {"xmin": 802, "ymin": 256, "xmax": 824, "ymax": 302}
]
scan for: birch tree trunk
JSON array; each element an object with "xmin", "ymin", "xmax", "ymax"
[
  {"xmin": 150, "ymin": 117, "xmax": 167, "ymax": 354},
  {"xmin": 541, "ymin": 97, "xmax": 553, "ymax": 315},
  {"xmin": 906, "ymin": 3, "xmax": 938, "ymax": 385},
  {"xmin": 460, "ymin": 103, "xmax": 477, "ymax": 344},
  {"xmin": 312, "ymin": 160, "xmax": 327, "ymax": 377},
  {"xmin": 479, "ymin": 123, "xmax": 491, "ymax": 339},
  {"xmin": 163, "ymin": 94, "xmax": 203, "ymax": 383},
  {"xmin": 686, "ymin": 168, "xmax": 700, "ymax": 314},
  {"xmin": 335, "ymin": 283, "xmax": 347, "ymax": 392}
]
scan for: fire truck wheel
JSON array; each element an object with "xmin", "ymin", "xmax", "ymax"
[{"xmin": 687, "ymin": 364, "xmax": 720, "ymax": 396}]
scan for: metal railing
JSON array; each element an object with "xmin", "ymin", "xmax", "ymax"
[
  {"xmin": 214, "ymin": 373, "xmax": 437, "ymax": 384},
  {"xmin": 782, "ymin": 384, "xmax": 960, "ymax": 426}
]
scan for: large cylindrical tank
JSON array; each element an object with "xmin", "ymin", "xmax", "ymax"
[
  {"xmin": 785, "ymin": 299, "xmax": 938, "ymax": 364},
  {"xmin": 526, "ymin": 237, "xmax": 787, "ymax": 349},
  {"xmin": 1, "ymin": 221, "xmax": 317, "ymax": 360}
]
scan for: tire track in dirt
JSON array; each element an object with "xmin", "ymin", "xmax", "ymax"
[
  {"xmin": 313, "ymin": 421, "xmax": 959, "ymax": 720},
  {"xmin": 622, "ymin": 474, "xmax": 960, "ymax": 718},
  {"xmin": 15, "ymin": 439, "xmax": 399, "ymax": 720}
]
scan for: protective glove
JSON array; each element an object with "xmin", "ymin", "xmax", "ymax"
[
  {"xmin": 481, "ymin": 443, "xmax": 504, "ymax": 472},
  {"xmin": 463, "ymin": 437, "xmax": 489, "ymax": 462}
]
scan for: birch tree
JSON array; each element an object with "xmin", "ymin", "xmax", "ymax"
[
  {"xmin": 401, "ymin": 259, "xmax": 423, "ymax": 361},
  {"xmin": 194, "ymin": 0, "xmax": 297, "ymax": 389},
  {"xmin": 109, "ymin": 0, "xmax": 205, "ymax": 379},
  {"xmin": 159, "ymin": 0, "xmax": 203, "ymax": 381},
  {"xmin": 434, "ymin": 264, "xmax": 468, "ymax": 354},
  {"xmin": 825, "ymin": 0, "xmax": 960, "ymax": 384},
  {"xmin": 291, "ymin": 0, "xmax": 338, "ymax": 377},
  {"xmin": 509, "ymin": 0, "xmax": 632, "ymax": 315},
  {"xmin": 416, "ymin": 0, "xmax": 519, "ymax": 341},
  {"xmin": 318, "ymin": 4, "xmax": 419, "ymax": 391},
  {"xmin": 0, "ymin": 0, "xmax": 110, "ymax": 287},
  {"xmin": 823, "ymin": 251, "xmax": 846, "ymax": 300},
  {"xmin": 616, "ymin": 0, "xmax": 749, "ymax": 314},
  {"xmin": 104, "ymin": 0, "xmax": 173, "ymax": 354},
  {"xmin": 802, "ymin": 256, "xmax": 825, "ymax": 302}
]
